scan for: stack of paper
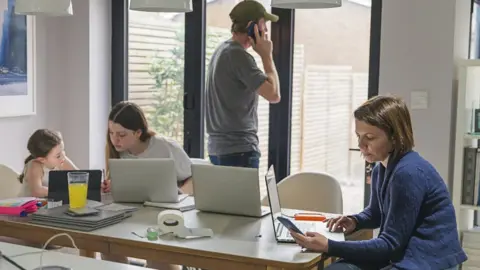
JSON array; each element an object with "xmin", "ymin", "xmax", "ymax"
[{"xmin": 144, "ymin": 196, "xmax": 195, "ymax": 212}]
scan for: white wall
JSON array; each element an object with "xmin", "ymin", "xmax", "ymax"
[
  {"xmin": 0, "ymin": 0, "xmax": 111, "ymax": 173},
  {"xmin": 89, "ymin": 0, "xmax": 111, "ymax": 170},
  {"xmin": 0, "ymin": 17, "xmax": 48, "ymax": 172},
  {"xmin": 378, "ymin": 0, "xmax": 470, "ymax": 186}
]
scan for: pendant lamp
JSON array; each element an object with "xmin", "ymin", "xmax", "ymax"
[
  {"xmin": 272, "ymin": 0, "xmax": 342, "ymax": 9},
  {"xmin": 130, "ymin": 0, "xmax": 193, "ymax": 12},
  {"xmin": 15, "ymin": 0, "xmax": 73, "ymax": 16}
]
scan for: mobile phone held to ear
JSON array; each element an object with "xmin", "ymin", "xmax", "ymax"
[
  {"xmin": 277, "ymin": 216, "xmax": 304, "ymax": 235},
  {"xmin": 247, "ymin": 22, "xmax": 262, "ymax": 43}
]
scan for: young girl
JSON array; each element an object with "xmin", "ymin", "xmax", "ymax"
[
  {"xmin": 101, "ymin": 101, "xmax": 189, "ymax": 270},
  {"xmin": 102, "ymin": 101, "xmax": 193, "ymax": 195},
  {"xmin": 18, "ymin": 129, "xmax": 77, "ymax": 197},
  {"xmin": 0, "ymin": 129, "xmax": 78, "ymax": 249}
]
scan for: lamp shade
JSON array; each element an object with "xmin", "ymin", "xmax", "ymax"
[
  {"xmin": 15, "ymin": 0, "xmax": 73, "ymax": 16},
  {"xmin": 130, "ymin": 0, "xmax": 193, "ymax": 12},
  {"xmin": 272, "ymin": 0, "xmax": 342, "ymax": 9}
]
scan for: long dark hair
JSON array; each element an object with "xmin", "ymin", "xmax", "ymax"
[
  {"xmin": 105, "ymin": 101, "xmax": 155, "ymax": 177},
  {"xmin": 19, "ymin": 129, "xmax": 62, "ymax": 183}
]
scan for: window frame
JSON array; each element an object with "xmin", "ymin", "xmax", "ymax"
[
  {"xmin": 183, "ymin": 0, "xmax": 207, "ymax": 158},
  {"xmin": 364, "ymin": 0, "xmax": 383, "ymax": 207},
  {"xmin": 268, "ymin": 7, "xmax": 294, "ymax": 182},
  {"xmin": 111, "ymin": 0, "xmax": 383, "ymax": 209},
  {"xmin": 469, "ymin": 0, "xmax": 478, "ymax": 226},
  {"xmin": 111, "ymin": 0, "xmax": 128, "ymax": 105}
]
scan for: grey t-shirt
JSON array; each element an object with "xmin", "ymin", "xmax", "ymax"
[
  {"xmin": 119, "ymin": 136, "xmax": 192, "ymax": 181},
  {"xmin": 205, "ymin": 40, "xmax": 268, "ymax": 156}
]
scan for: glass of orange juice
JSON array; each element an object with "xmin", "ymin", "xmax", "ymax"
[{"xmin": 67, "ymin": 172, "xmax": 89, "ymax": 209}]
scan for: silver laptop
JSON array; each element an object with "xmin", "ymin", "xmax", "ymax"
[
  {"xmin": 192, "ymin": 164, "xmax": 270, "ymax": 217},
  {"xmin": 109, "ymin": 158, "xmax": 184, "ymax": 203},
  {"xmin": 265, "ymin": 165, "xmax": 345, "ymax": 243}
]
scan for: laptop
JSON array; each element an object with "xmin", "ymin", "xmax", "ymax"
[
  {"xmin": 265, "ymin": 165, "xmax": 345, "ymax": 243},
  {"xmin": 109, "ymin": 158, "xmax": 187, "ymax": 203},
  {"xmin": 48, "ymin": 170, "xmax": 102, "ymax": 204},
  {"xmin": 192, "ymin": 164, "xmax": 270, "ymax": 217}
]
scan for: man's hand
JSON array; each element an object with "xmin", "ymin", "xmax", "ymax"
[{"xmin": 248, "ymin": 23, "xmax": 272, "ymax": 58}]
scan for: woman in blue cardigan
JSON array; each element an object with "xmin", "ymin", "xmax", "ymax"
[{"xmin": 290, "ymin": 96, "xmax": 467, "ymax": 270}]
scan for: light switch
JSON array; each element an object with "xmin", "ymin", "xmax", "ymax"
[{"xmin": 410, "ymin": 89, "xmax": 428, "ymax": 110}]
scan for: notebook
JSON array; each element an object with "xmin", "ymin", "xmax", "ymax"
[{"xmin": 144, "ymin": 196, "xmax": 195, "ymax": 212}]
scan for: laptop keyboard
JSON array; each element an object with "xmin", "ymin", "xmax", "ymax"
[{"xmin": 275, "ymin": 220, "xmax": 315, "ymax": 239}]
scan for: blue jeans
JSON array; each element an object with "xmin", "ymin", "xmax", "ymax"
[{"xmin": 209, "ymin": 151, "xmax": 260, "ymax": 168}]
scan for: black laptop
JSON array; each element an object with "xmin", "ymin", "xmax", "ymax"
[{"xmin": 48, "ymin": 170, "xmax": 102, "ymax": 204}]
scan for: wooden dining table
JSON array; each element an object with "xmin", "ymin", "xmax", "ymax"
[{"xmin": 0, "ymin": 203, "xmax": 372, "ymax": 270}]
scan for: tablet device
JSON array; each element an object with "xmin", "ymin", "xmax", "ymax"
[{"xmin": 48, "ymin": 170, "xmax": 102, "ymax": 204}]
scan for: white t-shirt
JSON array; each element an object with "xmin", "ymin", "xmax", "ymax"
[{"xmin": 119, "ymin": 136, "xmax": 192, "ymax": 182}]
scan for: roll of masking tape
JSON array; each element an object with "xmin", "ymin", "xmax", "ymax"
[{"xmin": 157, "ymin": 210, "xmax": 213, "ymax": 239}]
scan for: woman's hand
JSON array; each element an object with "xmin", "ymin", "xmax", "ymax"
[
  {"xmin": 325, "ymin": 216, "xmax": 357, "ymax": 234},
  {"xmin": 290, "ymin": 231, "xmax": 329, "ymax": 253},
  {"xmin": 101, "ymin": 179, "xmax": 111, "ymax": 193}
]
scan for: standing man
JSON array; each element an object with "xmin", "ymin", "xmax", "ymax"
[{"xmin": 205, "ymin": 0, "xmax": 281, "ymax": 168}]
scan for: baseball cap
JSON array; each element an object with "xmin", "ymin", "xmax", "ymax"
[{"xmin": 229, "ymin": 0, "xmax": 279, "ymax": 23}]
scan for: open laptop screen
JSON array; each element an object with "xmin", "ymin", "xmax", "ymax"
[{"xmin": 265, "ymin": 165, "xmax": 284, "ymax": 238}]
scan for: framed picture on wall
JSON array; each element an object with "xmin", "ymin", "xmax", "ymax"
[{"xmin": 0, "ymin": 0, "xmax": 35, "ymax": 118}]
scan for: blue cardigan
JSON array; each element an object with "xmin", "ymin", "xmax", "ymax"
[{"xmin": 328, "ymin": 151, "xmax": 467, "ymax": 269}]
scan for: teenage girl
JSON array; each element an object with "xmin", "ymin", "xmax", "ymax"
[
  {"xmin": 102, "ymin": 101, "xmax": 193, "ymax": 195},
  {"xmin": 101, "ymin": 101, "xmax": 188, "ymax": 270}
]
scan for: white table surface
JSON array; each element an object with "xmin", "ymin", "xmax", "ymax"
[
  {"xmin": 0, "ymin": 242, "xmax": 153, "ymax": 270},
  {"xmin": 93, "ymin": 205, "xmax": 342, "ymax": 266}
]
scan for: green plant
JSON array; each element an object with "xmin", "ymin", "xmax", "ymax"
[
  {"xmin": 148, "ymin": 28, "xmax": 185, "ymax": 142},
  {"xmin": 148, "ymin": 27, "xmax": 231, "ymax": 143}
]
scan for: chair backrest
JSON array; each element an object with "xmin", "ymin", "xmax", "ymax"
[
  {"xmin": 190, "ymin": 158, "xmax": 211, "ymax": 165},
  {"xmin": 0, "ymin": 164, "xmax": 22, "ymax": 199},
  {"xmin": 262, "ymin": 171, "xmax": 343, "ymax": 214}
]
